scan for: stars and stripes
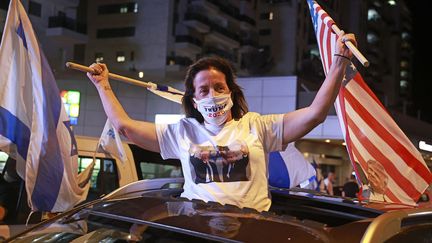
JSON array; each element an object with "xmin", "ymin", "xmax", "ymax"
[{"xmin": 307, "ymin": 0, "xmax": 432, "ymax": 205}]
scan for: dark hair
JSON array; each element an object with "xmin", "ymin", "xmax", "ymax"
[{"xmin": 182, "ymin": 56, "xmax": 248, "ymax": 123}]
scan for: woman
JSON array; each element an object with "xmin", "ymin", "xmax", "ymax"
[{"xmin": 87, "ymin": 33, "xmax": 356, "ymax": 211}]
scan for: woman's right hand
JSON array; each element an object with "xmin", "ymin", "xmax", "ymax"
[{"xmin": 86, "ymin": 63, "xmax": 110, "ymax": 89}]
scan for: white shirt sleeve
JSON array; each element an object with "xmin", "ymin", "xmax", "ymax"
[
  {"xmin": 255, "ymin": 113, "xmax": 284, "ymax": 153},
  {"xmin": 155, "ymin": 122, "xmax": 181, "ymax": 160}
]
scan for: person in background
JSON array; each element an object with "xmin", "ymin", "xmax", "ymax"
[
  {"xmin": 323, "ymin": 172, "xmax": 335, "ymax": 196},
  {"xmin": 342, "ymin": 174, "xmax": 359, "ymax": 198},
  {"xmin": 86, "ymin": 33, "xmax": 356, "ymax": 211},
  {"xmin": 0, "ymin": 157, "xmax": 21, "ymax": 222}
]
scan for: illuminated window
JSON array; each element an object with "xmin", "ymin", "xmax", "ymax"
[
  {"xmin": 367, "ymin": 33, "xmax": 379, "ymax": 44},
  {"xmin": 116, "ymin": 52, "xmax": 125, "ymax": 62},
  {"xmin": 367, "ymin": 9, "xmax": 380, "ymax": 21},
  {"xmin": 133, "ymin": 3, "xmax": 138, "ymax": 13},
  {"xmin": 310, "ymin": 48, "xmax": 320, "ymax": 58},
  {"xmin": 400, "ymin": 70, "xmax": 409, "ymax": 78},
  {"xmin": 61, "ymin": 90, "xmax": 80, "ymax": 125},
  {"xmin": 401, "ymin": 32, "xmax": 410, "ymax": 40},
  {"xmin": 401, "ymin": 41, "xmax": 410, "ymax": 49},
  {"xmin": 95, "ymin": 52, "xmax": 104, "ymax": 63}
]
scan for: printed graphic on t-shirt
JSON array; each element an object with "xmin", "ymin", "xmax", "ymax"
[{"xmin": 189, "ymin": 140, "xmax": 250, "ymax": 184}]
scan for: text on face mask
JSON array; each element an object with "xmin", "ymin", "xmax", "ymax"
[
  {"xmin": 203, "ymin": 103, "xmax": 227, "ymax": 112},
  {"xmin": 206, "ymin": 110, "xmax": 226, "ymax": 117}
]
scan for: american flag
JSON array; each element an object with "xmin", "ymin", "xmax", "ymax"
[{"xmin": 306, "ymin": 0, "xmax": 432, "ymax": 205}]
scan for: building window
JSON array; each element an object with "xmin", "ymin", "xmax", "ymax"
[
  {"xmin": 401, "ymin": 41, "xmax": 410, "ymax": 49},
  {"xmin": 400, "ymin": 60, "xmax": 408, "ymax": 68},
  {"xmin": 367, "ymin": 32, "xmax": 379, "ymax": 44},
  {"xmin": 260, "ymin": 12, "xmax": 273, "ymax": 20},
  {"xmin": 387, "ymin": 0, "xmax": 396, "ymax": 6},
  {"xmin": 401, "ymin": 32, "xmax": 410, "ymax": 40},
  {"xmin": 400, "ymin": 80, "xmax": 408, "ymax": 91},
  {"xmin": 0, "ymin": 0, "xmax": 10, "ymax": 10},
  {"xmin": 259, "ymin": 29, "xmax": 271, "ymax": 36},
  {"xmin": 28, "ymin": 1, "xmax": 42, "ymax": 17},
  {"xmin": 116, "ymin": 52, "xmax": 125, "ymax": 62},
  {"xmin": 367, "ymin": 9, "xmax": 380, "ymax": 22},
  {"xmin": 73, "ymin": 44, "xmax": 86, "ymax": 62},
  {"xmin": 97, "ymin": 27, "xmax": 135, "ymax": 38},
  {"xmin": 400, "ymin": 70, "xmax": 409, "ymax": 78},
  {"xmin": 309, "ymin": 48, "xmax": 320, "ymax": 58},
  {"xmin": 95, "ymin": 52, "xmax": 104, "ymax": 63},
  {"xmin": 98, "ymin": 2, "xmax": 138, "ymax": 14}
]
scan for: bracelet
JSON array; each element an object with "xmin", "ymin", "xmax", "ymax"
[{"xmin": 334, "ymin": 54, "xmax": 351, "ymax": 61}]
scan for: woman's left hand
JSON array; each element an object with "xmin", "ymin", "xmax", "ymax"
[{"xmin": 335, "ymin": 32, "xmax": 357, "ymax": 59}]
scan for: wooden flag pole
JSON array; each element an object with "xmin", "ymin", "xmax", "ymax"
[
  {"xmin": 331, "ymin": 25, "xmax": 369, "ymax": 67},
  {"xmin": 65, "ymin": 62, "xmax": 157, "ymax": 89}
]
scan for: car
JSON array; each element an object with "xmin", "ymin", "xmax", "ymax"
[
  {"xmin": 3, "ymin": 178, "xmax": 432, "ymax": 243},
  {"xmin": 417, "ymin": 185, "xmax": 432, "ymax": 208},
  {"xmin": 0, "ymin": 135, "xmax": 182, "ymax": 227}
]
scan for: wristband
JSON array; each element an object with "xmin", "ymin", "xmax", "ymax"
[{"xmin": 334, "ymin": 54, "xmax": 351, "ymax": 61}]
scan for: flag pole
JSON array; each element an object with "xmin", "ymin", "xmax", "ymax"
[
  {"xmin": 331, "ymin": 25, "xmax": 369, "ymax": 67},
  {"xmin": 65, "ymin": 62, "xmax": 157, "ymax": 89}
]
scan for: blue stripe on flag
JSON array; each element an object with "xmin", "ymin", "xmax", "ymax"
[
  {"xmin": 306, "ymin": 0, "xmax": 318, "ymax": 32},
  {"xmin": 31, "ymin": 52, "xmax": 65, "ymax": 211},
  {"xmin": 16, "ymin": 19, "xmax": 27, "ymax": 49},
  {"xmin": 0, "ymin": 107, "xmax": 30, "ymax": 160},
  {"xmin": 156, "ymin": 85, "xmax": 169, "ymax": 92},
  {"xmin": 269, "ymin": 152, "xmax": 291, "ymax": 188}
]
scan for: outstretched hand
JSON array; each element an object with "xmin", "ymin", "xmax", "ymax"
[
  {"xmin": 335, "ymin": 32, "xmax": 357, "ymax": 60},
  {"xmin": 86, "ymin": 63, "xmax": 109, "ymax": 88}
]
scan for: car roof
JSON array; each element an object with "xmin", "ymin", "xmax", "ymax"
[
  {"xmin": 9, "ymin": 188, "xmax": 380, "ymax": 243},
  {"xmin": 8, "ymin": 180, "xmax": 432, "ymax": 243}
]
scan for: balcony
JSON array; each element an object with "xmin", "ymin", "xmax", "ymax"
[
  {"xmin": 239, "ymin": 14, "xmax": 256, "ymax": 29},
  {"xmin": 46, "ymin": 15, "xmax": 87, "ymax": 44},
  {"xmin": 183, "ymin": 12, "xmax": 211, "ymax": 33},
  {"xmin": 203, "ymin": 46, "xmax": 237, "ymax": 63},
  {"xmin": 174, "ymin": 35, "xmax": 203, "ymax": 56},
  {"xmin": 240, "ymin": 37, "xmax": 259, "ymax": 49},
  {"xmin": 166, "ymin": 55, "xmax": 193, "ymax": 73},
  {"xmin": 189, "ymin": 0, "xmax": 219, "ymax": 13},
  {"xmin": 206, "ymin": 23, "xmax": 240, "ymax": 48}
]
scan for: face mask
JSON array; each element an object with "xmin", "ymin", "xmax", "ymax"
[{"xmin": 193, "ymin": 93, "xmax": 233, "ymax": 126}]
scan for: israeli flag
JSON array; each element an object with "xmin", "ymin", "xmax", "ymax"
[
  {"xmin": 269, "ymin": 143, "xmax": 317, "ymax": 189},
  {"xmin": 0, "ymin": 0, "xmax": 90, "ymax": 212},
  {"xmin": 98, "ymin": 119, "xmax": 128, "ymax": 163}
]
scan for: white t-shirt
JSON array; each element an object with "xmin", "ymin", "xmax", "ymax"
[{"xmin": 156, "ymin": 112, "xmax": 284, "ymax": 211}]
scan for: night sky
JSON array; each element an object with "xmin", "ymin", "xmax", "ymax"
[{"xmin": 407, "ymin": 1, "xmax": 431, "ymax": 123}]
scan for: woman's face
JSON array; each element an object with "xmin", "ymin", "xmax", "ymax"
[{"xmin": 193, "ymin": 68, "xmax": 230, "ymax": 101}]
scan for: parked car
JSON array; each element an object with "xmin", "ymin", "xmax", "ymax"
[
  {"xmin": 0, "ymin": 136, "xmax": 182, "ymax": 239},
  {"xmin": 3, "ymin": 178, "xmax": 432, "ymax": 243},
  {"xmin": 418, "ymin": 185, "xmax": 432, "ymax": 208}
]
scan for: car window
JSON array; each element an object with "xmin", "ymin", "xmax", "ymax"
[
  {"xmin": 78, "ymin": 156, "xmax": 119, "ymax": 200},
  {"xmin": 0, "ymin": 151, "xmax": 8, "ymax": 172},
  {"xmin": 129, "ymin": 144, "xmax": 182, "ymax": 180}
]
